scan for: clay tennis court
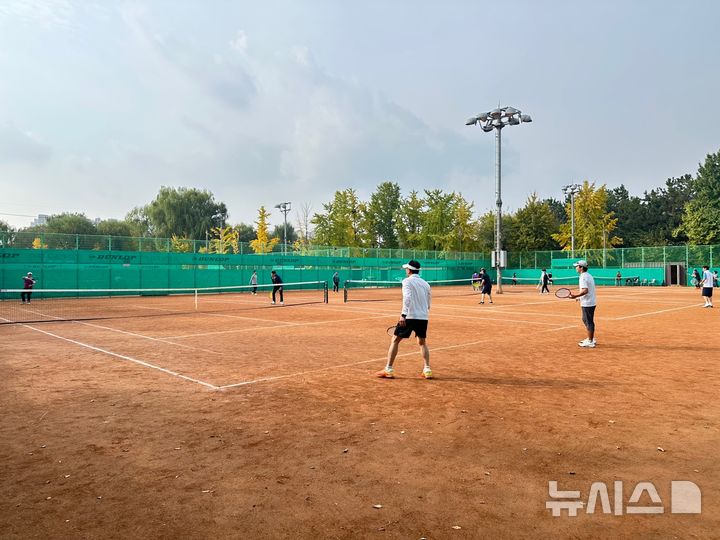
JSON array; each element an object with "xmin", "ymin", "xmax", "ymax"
[{"xmin": 1, "ymin": 284, "xmax": 718, "ymax": 538}]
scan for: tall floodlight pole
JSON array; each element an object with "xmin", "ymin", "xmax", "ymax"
[
  {"xmin": 562, "ymin": 184, "xmax": 581, "ymax": 256},
  {"xmin": 274, "ymin": 202, "xmax": 291, "ymax": 255},
  {"xmin": 466, "ymin": 106, "xmax": 532, "ymax": 293}
]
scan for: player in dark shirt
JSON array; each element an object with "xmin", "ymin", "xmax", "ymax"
[
  {"xmin": 21, "ymin": 272, "xmax": 36, "ymax": 303},
  {"xmin": 270, "ymin": 270, "xmax": 284, "ymax": 305},
  {"xmin": 540, "ymin": 269, "xmax": 550, "ymax": 294},
  {"xmin": 478, "ymin": 268, "xmax": 493, "ymax": 305}
]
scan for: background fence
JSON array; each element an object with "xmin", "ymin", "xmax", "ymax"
[{"xmin": 2, "ymin": 232, "xmax": 717, "ymax": 290}]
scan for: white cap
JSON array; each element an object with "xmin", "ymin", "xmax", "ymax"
[
  {"xmin": 573, "ymin": 260, "xmax": 588, "ymax": 268},
  {"xmin": 402, "ymin": 260, "xmax": 420, "ymax": 271}
]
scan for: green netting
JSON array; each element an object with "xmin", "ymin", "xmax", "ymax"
[
  {"xmin": 2, "ymin": 232, "xmax": 719, "ymax": 289},
  {"xmin": 0, "ymin": 248, "xmax": 490, "ymax": 291}
]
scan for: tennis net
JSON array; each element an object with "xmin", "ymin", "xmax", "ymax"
[
  {"xmin": 499, "ymin": 275, "xmax": 642, "ymax": 287},
  {"xmin": 343, "ymin": 278, "xmax": 483, "ymax": 303},
  {"xmin": 0, "ymin": 281, "xmax": 328, "ymax": 324}
]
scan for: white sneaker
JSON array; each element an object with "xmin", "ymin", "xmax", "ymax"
[
  {"xmin": 579, "ymin": 340, "xmax": 596, "ymax": 348},
  {"xmin": 271, "ymin": 301, "xmax": 276, "ymax": 305},
  {"xmin": 280, "ymin": 301, "xmax": 284, "ymax": 305},
  {"xmin": 578, "ymin": 338, "xmax": 591, "ymax": 346}
]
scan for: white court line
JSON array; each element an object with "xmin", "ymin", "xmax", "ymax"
[
  {"xmin": 611, "ymin": 303, "xmax": 703, "ymax": 320},
  {"xmin": 17, "ymin": 324, "xmax": 218, "ymax": 390},
  {"xmin": 74, "ymin": 321, "xmax": 225, "ymax": 355},
  {"xmin": 167, "ymin": 314, "xmax": 391, "ymax": 339},
  {"xmin": 325, "ymin": 303, "xmax": 566, "ymax": 327},
  {"xmin": 217, "ymin": 323, "xmax": 582, "ymax": 389}
]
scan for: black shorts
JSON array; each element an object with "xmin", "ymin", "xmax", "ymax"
[
  {"xmin": 702, "ymin": 287, "xmax": 713, "ymax": 298},
  {"xmin": 481, "ymin": 285, "xmax": 492, "ymax": 294},
  {"xmin": 394, "ymin": 319, "xmax": 428, "ymax": 339}
]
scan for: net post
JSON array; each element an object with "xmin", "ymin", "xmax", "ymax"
[
  {"xmin": 324, "ymin": 281, "xmax": 328, "ymax": 303},
  {"xmin": 194, "ymin": 289, "xmax": 198, "ymax": 310},
  {"xmin": 343, "ymin": 281, "xmax": 348, "ymax": 303}
]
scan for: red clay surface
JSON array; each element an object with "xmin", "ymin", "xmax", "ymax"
[{"xmin": 1, "ymin": 284, "xmax": 718, "ymax": 539}]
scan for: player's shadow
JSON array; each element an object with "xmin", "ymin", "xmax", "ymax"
[{"xmin": 402, "ymin": 376, "xmax": 609, "ymax": 389}]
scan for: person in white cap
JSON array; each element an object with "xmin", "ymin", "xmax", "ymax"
[
  {"xmin": 376, "ymin": 259, "xmax": 433, "ymax": 379},
  {"xmin": 700, "ymin": 265, "xmax": 714, "ymax": 308},
  {"xmin": 568, "ymin": 260, "xmax": 597, "ymax": 348},
  {"xmin": 21, "ymin": 272, "xmax": 36, "ymax": 303}
]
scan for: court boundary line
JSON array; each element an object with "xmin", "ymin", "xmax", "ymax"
[
  {"xmin": 217, "ymin": 323, "xmax": 581, "ymax": 389},
  {"xmin": 17, "ymin": 324, "xmax": 219, "ymax": 390}
]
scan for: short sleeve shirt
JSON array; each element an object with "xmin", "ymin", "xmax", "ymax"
[{"xmin": 579, "ymin": 272, "xmax": 596, "ymax": 307}]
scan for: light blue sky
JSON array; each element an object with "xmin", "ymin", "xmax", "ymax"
[{"xmin": 1, "ymin": 0, "xmax": 718, "ymax": 231}]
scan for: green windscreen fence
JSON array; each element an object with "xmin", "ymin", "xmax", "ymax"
[{"xmin": 0, "ymin": 249, "xmax": 490, "ymax": 292}]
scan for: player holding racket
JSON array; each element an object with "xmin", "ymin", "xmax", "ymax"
[
  {"xmin": 558, "ymin": 260, "xmax": 597, "ymax": 348},
  {"xmin": 376, "ymin": 260, "xmax": 433, "ymax": 379},
  {"xmin": 270, "ymin": 270, "xmax": 284, "ymax": 305}
]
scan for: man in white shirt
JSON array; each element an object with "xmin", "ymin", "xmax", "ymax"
[
  {"xmin": 376, "ymin": 260, "xmax": 433, "ymax": 379},
  {"xmin": 568, "ymin": 260, "xmax": 597, "ymax": 348},
  {"xmin": 701, "ymin": 265, "xmax": 714, "ymax": 308}
]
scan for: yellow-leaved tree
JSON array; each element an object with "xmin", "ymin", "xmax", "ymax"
[
  {"xmin": 552, "ymin": 180, "xmax": 622, "ymax": 251},
  {"xmin": 207, "ymin": 226, "xmax": 239, "ymax": 254},
  {"xmin": 32, "ymin": 238, "xmax": 47, "ymax": 249},
  {"xmin": 250, "ymin": 206, "xmax": 279, "ymax": 254},
  {"xmin": 171, "ymin": 235, "xmax": 193, "ymax": 253}
]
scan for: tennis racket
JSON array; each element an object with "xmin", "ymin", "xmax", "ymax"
[
  {"xmin": 387, "ymin": 323, "xmax": 412, "ymax": 338},
  {"xmin": 554, "ymin": 287, "xmax": 572, "ymax": 299}
]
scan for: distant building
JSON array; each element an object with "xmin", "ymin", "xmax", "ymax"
[{"xmin": 31, "ymin": 214, "xmax": 49, "ymax": 227}]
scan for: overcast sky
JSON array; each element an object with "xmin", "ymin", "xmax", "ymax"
[{"xmin": 1, "ymin": 0, "xmax": 718, "ymax": 231}]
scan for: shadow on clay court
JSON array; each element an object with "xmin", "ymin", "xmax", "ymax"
[{"xmin": 374, "ymin": 375, "xmax": 610, "ymax": 389}]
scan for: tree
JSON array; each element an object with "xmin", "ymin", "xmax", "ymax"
[
  {"xmin": 606, "ymin": 185, "xmax": 645, "ymax": 247},
  {"xmin": 96, "ymin": 219, "xmax": 135, "ymax": 238},
  {"xmin": 250, "ymin": 206, "xmax": 279, "ymax": 254},
  {"xmin": 366, "ymin": 181, "xmax": 402, "ymax": 248},
  {"xmin": 125, "ymin": 207, "xmax": 151, "ymax": 237},
  {"xmin": 677, "ymin": 150, "xmax": 720, "ymax": 244},
  {"xmin": 208, "ymin": 226, "xmax": 240, "ymax": 254},
  {"xmin": 397, "ymin": 191, "xmax": 425, "ymax": 249},
  {"xmin": 311, "ymin": 189, "xmax": 362, "ymax": 247},
  {"xmin": 270, "ymin": 223, "xmax": 298, "ymax": 244},
  {"xmin": 420, "ymin": 189, "xmax": 456, "ymax": 251},
  {"xmin": 0, "ymin": 220, "xmax": 12, "ymax": 233},
  {"xmin": 446, "ymin": 194, "xmax": 477, "ymax": 252},
  {"xmin": 552, "ymin": 181, "xmax": 622, "ymax": 250},
  {"xmin": 143, "ymin": 186, "xmax": 227, "ymax": 239},
  {"xmin": 543, "ymin": 197, "xmax": 566, "ymax": 225},
  {"xmin": 170, "ymin": 235, "xmax": 193, "ymax": 253},
  {"xmin": 508, "ymin": 193, "xmax": 560, "ymax": 252},
  {"xmin": 647, "ymin": 174, "xmax": 693, "ymax": 245},
  {"xmin": 476, "ymin": 212, "xmax": 496, "ymax": 252},
  {"xmin": 45, "ymin": 213, "xmax": 98, "ymax": 235},
  {"xmin": 234, "ymin": 223, "xmax": 256, "ymax": 243},
  {"xmin": 295, "ymin": 203, "xmax": 313, "ymax": 243}
]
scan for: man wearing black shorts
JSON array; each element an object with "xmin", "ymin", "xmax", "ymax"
[
  {"xmin": 701, "ymin": 265, "xmax": 714, "ymax": 308},
  {"xmin": 478, "ymin": 268, "xmax": 493, "ymax": 304},
  {"xmin": 270, "ymin": 270, "xmax": 284, "ymax": 305},
  {"xmin": 540, "ymin": 269, "xmax": 550, "ymax": 294},
  {"xmin": 376, "ymin": 260, "xmax": 433, "ymax": 379}
]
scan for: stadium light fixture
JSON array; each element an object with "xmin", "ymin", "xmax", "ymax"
[
  {"xmin": 562, "ymin": 183, "xmax": 582, "ymax": 255},
  {"xmin": 466, "ymin": 105, "xmax": 532, "ymax": 293},
  {"xmin": 274, "ymin": 202, "xmax": 292, "ymax": 255}
]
